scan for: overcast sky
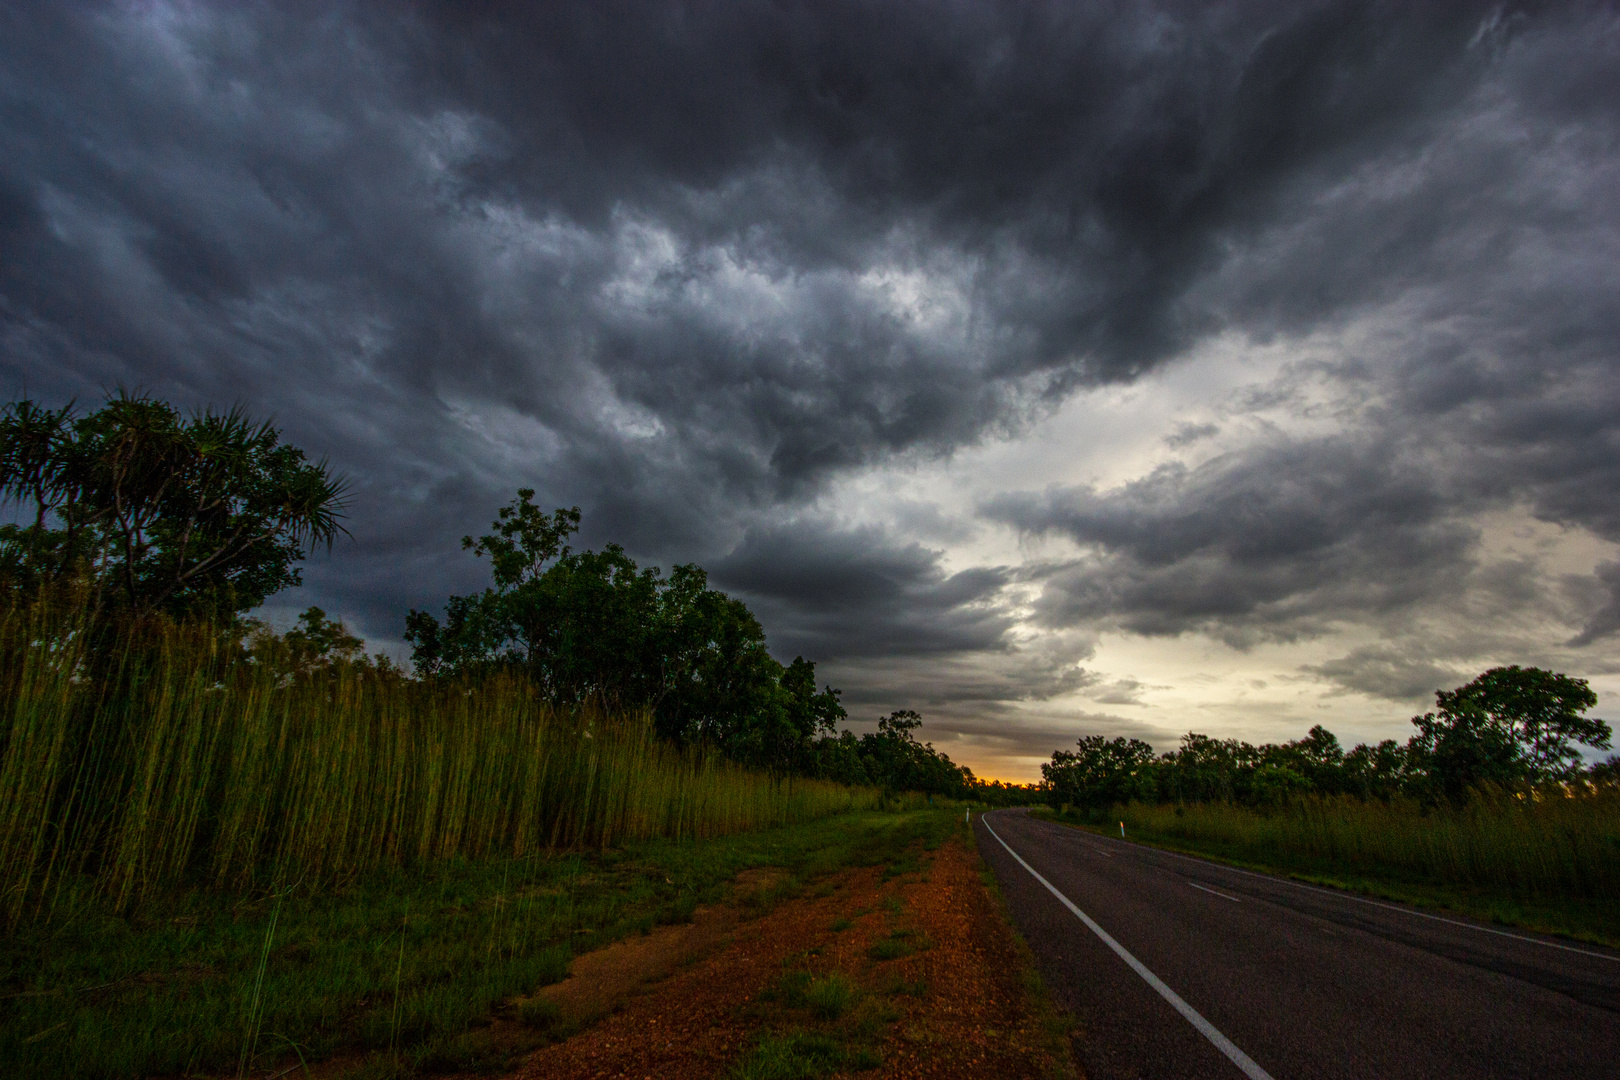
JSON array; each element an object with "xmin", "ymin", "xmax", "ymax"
[{"xmin": 4, "ymin": 1, "xmax": 1618, "ymax": 780}]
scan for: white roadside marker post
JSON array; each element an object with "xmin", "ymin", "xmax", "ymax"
[{"xmin": 1119, "ymin": 821, "xmax": 1125, "ymax": 839}]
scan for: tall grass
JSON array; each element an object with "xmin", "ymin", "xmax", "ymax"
[
  {"xmin": 1114, "ymin": 793, "xmax": 1620, "ymax": 901},
  {"xmin": 0, "ymin": 592, "xmax": 878, "ymax": 922}
]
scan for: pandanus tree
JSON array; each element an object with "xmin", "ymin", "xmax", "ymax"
[{"xmin": 0, "ymin": 392, "xmax": 348, "ymax": 620}]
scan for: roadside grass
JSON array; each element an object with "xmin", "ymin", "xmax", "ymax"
[
  {"xmin": 0, "ymin": 594, "xmax": 883, "ymax": 926},
  {"xmin": 732, "ymin": 812, "xmax": 1075, "ymax": 1080},
  {"xmin": 734, "ymin": 971, "xmax": 887, "ymax": 1079},
  {"xmin": 724, "ymin": 816, "xmax": 975, "ymax": 1080},
  {"xmin": 1034, "ymin": 798, "xmax": 1620, "ymax": 948},
  {"xmin": 0, "ymin": 808, "xmax": 959, "ymax": 1079},
  {"xmin": 865, "ymin": 927, "xmax": 929, "ymax": 962},
  {"xmin": 729, "ymin": 1029, "xmax": 880, "ymax": 1080},
  {"xmin": 972, "ymin": 854, "xmax": 1081, "ymax": 1080}
]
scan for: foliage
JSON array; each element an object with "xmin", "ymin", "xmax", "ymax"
[
  {"xmin": 1043, "ymin": 668, "xmax": 1612, "ymax": 812},
  {"xmin": 1087, "ymin": 790, "xmax": 1620, "ymax": 945},
  {"xmin": 1406, "ymin": 666, "xmax": 1609, "ymax": 801},
  {"xmin": 405, "ymin": 490, "xmax": 845, "ymax": 772},
  {"xmin": 244, "ymin": 604, "xmax": 382, "ymax": 679},
  {"xmin": 806, "ymin": 710, "xmax": 981, "ymax": 799},
  {"xmin": 0, "ymin": 393, "xmax": 346, "ymax": 620},
  {"xmin": 403, "ymin": 491, "xmax": 1010, "ymax": 795},
  {"xmin": 0, "ymin": 589, "xmax": 878, "ymax": 923},
  {"xmin": 1044, "ymin": 736, "xmax": 1156, "ymax": 810},
  {"xmin": 1, "ymin": 808, "xmax": 956, "ymax": 1078}
]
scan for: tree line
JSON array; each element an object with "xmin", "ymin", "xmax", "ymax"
[
  {"xmin": 401, "ymin": 486, "xmax": 1021, "ymax": 798},
  {"xmin": 0, "ymin": 394, "xmax": 1012, "ymax": 800},
  {"xmin": 1044, "ymin": 666, "xmax": 1615, "ymax": 812}
]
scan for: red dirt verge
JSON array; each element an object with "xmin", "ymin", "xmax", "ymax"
[{"xmin": 505, "ymin": 837, "xmax": 1078, "ymax": 1079}]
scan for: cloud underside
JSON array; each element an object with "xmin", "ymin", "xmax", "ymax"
[{"xmin": 3, "ymin": 2, "xmax": 1619, "ymax": 770}]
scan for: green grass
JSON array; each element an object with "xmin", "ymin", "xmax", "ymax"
[
  {"xmin": 0, "ymin": 589, "xmax": 954, "ymax": 1077},
  {"xmin": 736, "ymin": 968, "xmax": 890, "ymax": 1078},
  {"xmin": 729, "ymin": 1029, "xmax": 879, "ymax": 1079},
  {"xmin": 1, "ymin": 808, "xmax": 959, "ymax": 1078},
  {"xmin": 865, "ymin": 928, "xmax": 928, "ymax": 962},
  {"xmin": 0, "ymin": 594, "xmax": 883, "ymax": 924},
  {"xmin": 803, "ymin": 973, "xmax": 856, "ymax": 1020},
  {"xmin": 1040, "ymin": 794, "xmax": 1620, "ymax": 946}
]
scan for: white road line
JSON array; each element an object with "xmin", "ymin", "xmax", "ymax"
[
  {"xmin": 983, "ymin": 815, "xmax": 1276, "ymax": 1080},
  {"xmin": 1073, "ymin": 826, "xmax": 1620, "ymax": 964},
  {"xmin": 1189, "ymin": 881, "xmax": 1243, "ymax": 903}
]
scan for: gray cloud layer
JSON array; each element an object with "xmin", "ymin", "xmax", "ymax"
[{"xmin": 3, "ymin": 2, "xmax": 1618, "ymax": 762}]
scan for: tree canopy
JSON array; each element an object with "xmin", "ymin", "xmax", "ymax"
[
  {"xmin": 0, "ymin": 397, "xmax": 1005, "ymax": 800},
  {"xmin": 1044, "ymin": 667, "xmax": 1612, "ymax": 810},
  {"xmin": 404, "ymin": 489, "xmax": 847, "ymax": 771},
  {"xmin": 0, "ymin": 393, "xmax": 347, "ymax": 620},
  {"xmin": 1406, "ymin": 666, "xmax": 1609, "ymax": 802},
  {"xmin": 403, "ymin": 490, "xmax": 1007, "ymax": 796}
]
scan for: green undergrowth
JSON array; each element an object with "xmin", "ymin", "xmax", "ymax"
[
  {"xmin": 0, "ymin": 594, "xmax": 884, "ymax": 924},
  {"xmin": 1033, "ymin": 805, "xmax": 1620, "ymax": 948},
  {"xmin": 1, "ymin": 808, "xmax": 961, "ymax": 1079},
  {"xmin": 727, "ymin": 821, "xmax": 965, "ymax": 1079},
  {"xmin": 733, "ymin": 967, "xmax": 890, "ymax": 1079},
  {"xmin": 730, "ymin": 1028, "xmax": 882, "ymax": 1080}
]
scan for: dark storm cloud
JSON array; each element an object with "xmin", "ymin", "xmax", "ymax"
[
  {"xmin": 987, "ymin": 435, "xmax": 1479, "ymax": 643},
  {"xmin": 1, "ymin": 0, "xmax": 1617, "ymax": 714},
  {"xmin": 1569, "ymin": 562, "xmax": 1620, "ymax": 649},
  {"xmin": 917, "ymin": 710, "xmax": 1169, "ymax": 773},
  {"xmin": 1302, "ymin": 647, "xmax": 1468, "ymax": 703},
  {"xmin": 976, "ymin": 0, "xmax": 1620, "ymax": 660},
  {"xmin": 712, "ymin": 520, "xmax": 1012, "ymax": 660}
]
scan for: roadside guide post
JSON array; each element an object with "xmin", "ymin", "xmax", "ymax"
[{"xmin": 1119, "ymin": 821, "xmax": 1125, "ymax": 839}]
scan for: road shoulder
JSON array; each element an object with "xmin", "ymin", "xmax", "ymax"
[{"xmin": 507, "ymin": 834, "xmax": 1079, "ymax": 1079}]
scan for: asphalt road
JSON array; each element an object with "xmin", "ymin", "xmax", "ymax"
[{"xmin": 976, "ymin": 808, "xmax": 1620, "ymax": 1079}]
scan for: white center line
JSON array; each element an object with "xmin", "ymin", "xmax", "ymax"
[
  {"xmin": 984, "ymin": 815, "xmax": 1275, "ymax": 1080},
  {"xmin": 1189, "ymin": 881, "xmax": 1243, "ymax": 903}
]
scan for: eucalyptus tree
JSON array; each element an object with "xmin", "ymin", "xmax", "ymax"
[
  {"xmin": 1406, "ymin": 666, "xmax": 1611, "ymax": 802},
  {"xmin": 406, "ymin": 489, "xmax": 846, "ymax": 770}
]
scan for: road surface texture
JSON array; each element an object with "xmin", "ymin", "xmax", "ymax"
[{"xmin": 977, "ymin": 808, "xmax": 1620, "ymax": 1079}]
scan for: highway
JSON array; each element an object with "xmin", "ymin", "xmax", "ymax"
[{"xmin": 976, "ymin": 809, "xmax": 1620, "ymax": 1079}]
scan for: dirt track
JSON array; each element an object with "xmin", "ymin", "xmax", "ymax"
[{"xmin": 509, "ymin": 837, "xmax": 1074, "ymax": 1079}]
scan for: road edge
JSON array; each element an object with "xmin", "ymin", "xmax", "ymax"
[
  {"xmin": 967, "ymin": 814, "xmax": 1084, "ymax": 1080},
  {"xmin": 1029, "ymin": 809, "xmax": 1620, "ymax": 951}
]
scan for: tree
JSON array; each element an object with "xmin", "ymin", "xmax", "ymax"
[
  {"xmin": 0, "ymin": 393, "xmax": 347, "ymax": 619},
  {"xmin": 1272, "ymin": 725, "xmax": 1347, "ymax": 795},
  {"xmin": 406, "ymin": 489, "xmax": 847, "ymax": 772},
  {"xmin": 1405, "ymin": 666, "xmax": 1611, "ymax": 802},
  {"xmin": 1343, "ymin": 738, "xmax": 1406, "ymax": 800},
  {"xmin": 240, "ymin": 604, "xmax": 396, "ymax": 681},
  {"xmin": 856, "ymin": 710, "xmax": 972, "ymax": 797},
  {"xmin": 1406, "ymin": 706, "xmax": 1526, "ymax": 805},
  {"xmin": 1043, "ymin": 736, "xmax": 1157, "ymax": 810},
  {"xmin": 280, "ymin": 606, "xmax": 365, "ymax": 672},
  {"xmin": 1167, "ymin": 733, "xmax": 1257, "ymax": 804}
]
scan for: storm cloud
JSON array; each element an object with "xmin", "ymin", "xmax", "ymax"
[{"xmin": 3, "ymin": 1, "xmax": 1617, "ymax": 775}]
